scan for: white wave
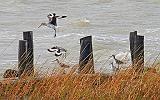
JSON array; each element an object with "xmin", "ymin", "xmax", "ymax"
[
  {"xmin": 145, "ymin": 28, "xmax": 160, "ymax": 33},
  {"xmin": 55, "ymin": 33, "xmax": 75, "ymax": 38},
  {"xmin": 97, "ymin": 0, "xmax": 113, "ymax": 3},
  {"xmin": 75, "ymin": 33, "xmax": 87, "ymax": 37},
  {"xmin": 72, "ymin": 18, "xmax": 90, "ymax": 27}
]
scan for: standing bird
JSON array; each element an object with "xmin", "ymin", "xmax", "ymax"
[
  {"xmin": 53, "ymin": 59, "xmax": 70, "ymax": 68},
  {"xmin": 110, "ymin": 55, "xmax": 124, "ymax": 68},
  {"xmin": 38, "ymin": 13, "xmax": 67, "ymax": 37},
  {"xmin": 48, "ymin": 46, "xmax": 67, "ymax": 57},
  {"xmin": 53, "ymin": 59, "xmax": 70, "ymax": 74}
]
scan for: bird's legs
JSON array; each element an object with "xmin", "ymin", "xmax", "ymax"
[
  {"xmin": 38, "ymin": 23, "xmax": 47, "ymax": 28},
  {"xmin": 54, "ymin": 28, "xmax": 56, "ymax": 38},
  {"xmin": 117, "ymin": 64, "xmax": 120, "ymax": 70},
  {"xmin": 61, "ymin": 53, "xmax": 67, "ymax": 59},
  {"xmin": 38, "ymin": 22, "xmax": 57, "ymax": 38}
]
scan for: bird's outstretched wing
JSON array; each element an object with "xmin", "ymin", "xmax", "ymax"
[
  {"xmin": 47, "ymin": 49, "xmax": 56, "ymax": 52},
  {"xmin": 58, "ymin": 16, "xmax": 67, "ymax": 19},
  {"xmin": 58, "ymin": 47, "xmax": 67, "ymax": 52},
  {"xmin": 48, "ymin": 46, "xmax": 67, "ymax": 52}
]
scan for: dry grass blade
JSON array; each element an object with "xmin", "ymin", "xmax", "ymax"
[{"xmin": 1, "ymin": 64, "xmax": 160, "ymax": 100}]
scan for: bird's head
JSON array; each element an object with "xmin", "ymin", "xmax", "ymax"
[
  {"xmin": 48, "ymin": 13, "xmax": 53, "ymax": 16},
  {"xmin": 109, "ymin": 55, "xmax": 115, "ymax": 58},
  {"xmin": 112, "ymin": 55, "xmax": 115, "ymax": 57},
  {"xmin": 52, "ymin": 59, "xmax": 59, "ymax": 62},
  {"xmin": 47, "ymin": 13, "xmax": 54, "ymax": 19}
]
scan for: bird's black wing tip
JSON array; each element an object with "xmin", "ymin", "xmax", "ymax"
[{"xmin": 47, "ymin": 49, "xmax": 53, "ymax": 52}]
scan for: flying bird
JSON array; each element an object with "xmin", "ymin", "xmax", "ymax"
[
  {"xmin": 38, "ymin": 13, "xmax": 67, "ymax": 38},
  {"xmin": 48, "ymin": 46, "xmax": 67, "ymax": 57}
]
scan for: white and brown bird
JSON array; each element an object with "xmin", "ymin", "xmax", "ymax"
[
  {"xmin": 38, "ymin": 13, "xmax": 67, "ymax": 37},
  {"xmin": 110, "ymin": 55, "xmax": 125, "ymax": 69}
]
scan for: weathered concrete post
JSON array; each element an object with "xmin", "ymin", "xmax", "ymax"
[
  {"xmin": 78, "ymin": 36, "xmax": 94, "ymax": 74},
  {"xmin": 23, "ymin": 31, "xmax": 34, "ymax": 76},
  {"xmin": 135, "ymin": 35, "xmax": 144, "ymax": 69},
  {"xmin": 129, "ymin": 31, "xmax": 144, "ymax": 71},
  {"xmin": 18, "ymin": 40, "xmax": 27, "ymax": 77},
  {"xmin": 130, "ymin": 31, "xmax": 137, "ymax": 64}
]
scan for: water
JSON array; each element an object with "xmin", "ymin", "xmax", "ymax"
[{"xmin": 0, "ymin": 0, "xmax": 160, "ymax": 75}]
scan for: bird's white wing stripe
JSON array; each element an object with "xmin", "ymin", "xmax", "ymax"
[{"xmin": 48, "ymin": 48, "xmax": 58, "ymax": 52}]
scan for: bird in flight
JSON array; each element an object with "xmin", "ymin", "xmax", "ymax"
[
  {"xmin": 38, "ymin": 13, "xmax": 67, "ymax": 38},
  {"xmin": 47, "ymin": 46, "xmax": 67, "ymax": 57}
]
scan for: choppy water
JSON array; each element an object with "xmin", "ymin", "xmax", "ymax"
[{"xmin": 1, "ymin": 0, "xmax": 160, "ymax": 75}]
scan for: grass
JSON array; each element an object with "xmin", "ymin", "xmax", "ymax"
[{"xmin": 0, "ymin": 65, "xmax": 160, "ymax": 100}]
